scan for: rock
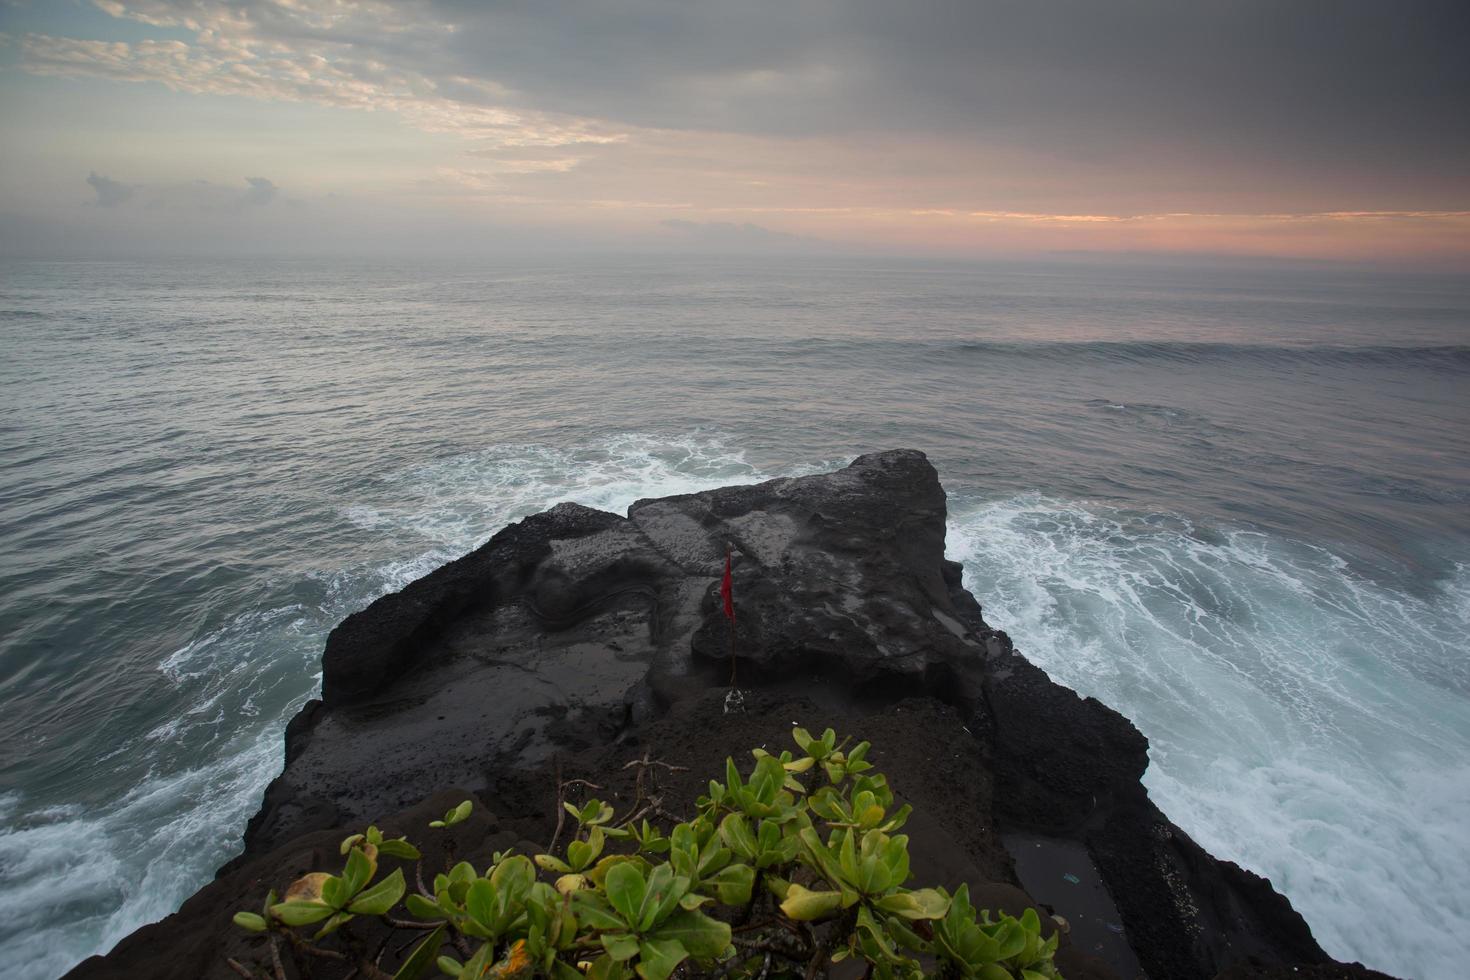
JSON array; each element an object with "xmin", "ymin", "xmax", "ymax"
[{"xmin": 68, "ymin": 450, "xmax": 1378, "ymax": 980}]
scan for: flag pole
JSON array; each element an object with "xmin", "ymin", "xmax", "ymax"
[
  {"xmin": 721, "ymin": 541, "xmax": 742, "ymax": 713},
  {"xmin": 726, "ymin": 542, "xmax": 737, "ymax": 690}
]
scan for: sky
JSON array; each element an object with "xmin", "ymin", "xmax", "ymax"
[{"xmin": 1, "ymin": 0, "xmax": 1467, "ymax": 265}]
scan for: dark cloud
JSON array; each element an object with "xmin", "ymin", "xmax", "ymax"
[
  {"xmin": 62, "ymin": 1, "xmax": 1470, "ymax": 206},
  {"xmin": 242, "ymin": 177, "xmax": 277, "ymax": 206},
  {"xmin": 423, "ymin": 0, "xmax": 1470, "ymax": 190},
  {"xmin": 86, "ymin": 171, "xmax": 133, "ymax": 207}
]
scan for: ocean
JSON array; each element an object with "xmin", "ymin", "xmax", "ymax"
[{"xmin": 0, "ymin": 254, "xmax": 1466, "ymax": 979}]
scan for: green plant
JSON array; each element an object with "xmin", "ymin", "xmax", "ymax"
[{"xmin": 231, "ymin": 728, "xmax": 1064, "ymax": 979}]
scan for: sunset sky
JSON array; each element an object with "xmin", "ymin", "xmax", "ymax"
[{"xmin": 2, "ymin": 0, "xmax": 1467, "ymax": 264}]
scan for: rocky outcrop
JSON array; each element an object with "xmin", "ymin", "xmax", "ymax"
[{"xmin": 67, "ymin": 450, "xmax": 1383, "ymax": 980}]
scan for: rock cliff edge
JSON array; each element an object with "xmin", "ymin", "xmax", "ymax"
[{"xmin": 68, "ymin": 450, "xmax": 1389, "ymax": 980}]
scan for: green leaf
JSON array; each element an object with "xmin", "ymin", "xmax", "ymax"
[
  {"xmin": 457, "ymin": 942, "xmax": 495, "ymax": 980},
  {"xmin": 465, "ymin": 878, "xmax": 496, "ymax": 931},
  {"xmin": 647, "ymin": 908, "xmax": 731, "ymax": 960},
  {"xmin": 379, "ymin": 839, "xmax": 422, "ymax": 860},
  {"xmin": 348, "ymin": 868, "xmax": 406, "ymax": 916},
  {"xmin": 779, "ymin": 882, "xmax": 844, "ymax": 921},
  {"xmin": 635, "ymin": 938, "xmax": 688, "ymax": 980},
  {"xmin": 875, "ymin": 888, "xmax": 950, "ymax": 920},
  {"xmin": 436, "ymin": 954, "xmax": 463, "ymax": 978},
  {"xmin": 314, "ymin": 910, "xmax": 354, "ymax": 940},
  {"xmin": 343, "ymin": 846, "xmax": 373, "ymax": 897},
  {"xmin": 232, "ymin": 911, "xmax": 268, "ymax": 933},
  {"xmin": 884, "ymin": 913, "xmax": 931, "ymax": 954},
  {"xmin": 601, "ymin": 932, "xmax": 640, "ymax": 962},
  {"xmin": 796, "ymin": 827, "xmax": 844, "ymax": 885},
  {"xmin": 808, "ymin": 790, "xmax": 848, "ymax": 824},
  {"xmin": 393, "ymin": 924, "xmax": 447, "ymax": 980},
  {"xmin": 854, "ymin": 905, "xmax": 904, "ymax": 965},
  {"xmin": 585, "ymin": 955, "xmax": 627, "ymax": 980},
  {"xmin": 838, "ymin": 828, "xmax": 859, "ymax": 884},
  {"xmin": 605, "ymin": 862, "xmax": 646, "ymax": 925},
  {"xmin": 791, "ymin": 727, "xmax": 814, "ymax": 754},
  {"xmin": 880, "ymin": 833, "xmax": 911, "ymax": 889},
  {"xmin": 718, "ymin": 813, "xmax": 755, "ymax": 860},
  {"xmin": 321, "ymin": 875, "xmax": 347, "ymax": 909},
  {"xmin": 694, "ymin": 841, "xmax": 732, "ymax": 880},
  {"xmin": 587, "ymin": 826, "xmax": 607, "ymax": 862},
  {"xmin": 635, "ymin": 863, "xmax": 679, "ymax": 932},
  {"xmin": 406, "ymin": 893, "xmax": 446, "ymax": 920},
  {"xmin": 269, "ymin": 899, "xmax": 336, "ymax": 926},
  {"xmin": 572, "ymin": 895, "xmax": 627, "ymax": 932},
  {"xmin": 535, "ymin": 853, "xmax": 573, "ymax": 874},
  {"xmin": 725, "ymin": 757, "xmax": 743, "ymax": 793},
  {"xmin": 704, "ymin": 862, "xmax": 754, "ymax": 905},
  {"xmin": 445, "ymin": 800, "xmax": 473, "ymax": 827},
  {"xmin": 667, "ymin": 826, "xmax": 697, "ymax": 879},
  {"xmin": 880, "ymin": 803, "xmax": 913, "ymax": 832},
  {"xmin": 995, "ymin": 920, "xmax": 1028, "ymax": 960}
]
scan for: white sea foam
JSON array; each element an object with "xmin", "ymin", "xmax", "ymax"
[
  {"xmin": 4, "ymin": 433, "xmax": 819, "ymax": 980},
  {"xmin": 343, "ymin": 433, "xmax": 779, "ymax": 548},
  {"xmin": 948, "ymin": 493, "xmax": 1470, "ymax": 980},
  {"xmin": 0, "ymin": 732, "xmax": 282, "ymax": 980},
  {"xmin": 13, "ymin": 440, "xmax": 1463, "ymax": 980}
]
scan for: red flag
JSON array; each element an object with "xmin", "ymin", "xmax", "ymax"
[{"xmin": 721, "ymin": 548, "xmax": 735, "ymax": 622}]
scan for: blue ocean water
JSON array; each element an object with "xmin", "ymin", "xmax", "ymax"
[{"xmin": 0, "ymin": 255, "xmax": 1466, "ymax": 979}]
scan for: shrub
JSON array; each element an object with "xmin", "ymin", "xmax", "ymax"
[{"xmin": 233, "ymin": 728, "xmax": 1062, "ymax": 979}]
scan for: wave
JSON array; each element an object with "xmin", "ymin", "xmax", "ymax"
[
  {"xmin": 0, "ymin": 433, "xmax": 825, "ymax": 980},
  {"xmin": 947, "ymin": 494, "xmax": 1470, "ymax": 980},
  {"xmin": 940, "ymin": 340, "xmax": 1470, "ymax": 368},
  {"xmin": 7, "ymin": 436, "xmax": 1466, "ymax": 980}
]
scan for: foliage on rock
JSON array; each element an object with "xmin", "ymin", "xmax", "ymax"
[{"xmin": 233, "ymin": 728, "xmax": 1062, "ymax": 979}]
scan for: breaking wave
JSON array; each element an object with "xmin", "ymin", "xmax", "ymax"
[
  {"xmin": 0, "ymin": 434, "xmax": 816, "ymax": 980},
  {"xmin": 948, "ymin": 494, "xmax": 1470, "ymax": 980}
]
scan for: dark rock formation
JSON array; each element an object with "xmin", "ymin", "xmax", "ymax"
[{"xmin": 67, "ymin": 450, "xmax": 1382, "ymax": 980}]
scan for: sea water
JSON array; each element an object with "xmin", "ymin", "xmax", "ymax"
[{"xmin": 0, "ymin": 255, "xmax": 1466, "ymax": 979}]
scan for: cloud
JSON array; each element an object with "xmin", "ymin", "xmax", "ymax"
[
  {"xmin": 661, "ymin": 219, "xmax": 800, "ymax": 245},
  {"xmin": 86, "ymin": 171, "xmax": 133, "ymax": 207},
  {"xmin": 18, "ymin": 1, "xmax": 1469, "ymax": 194},
  {"xmin": 8, "ymin": 1, "xmax": 1469, "ymax": 264},
  {"xmin": 16, "ymin": 14, "xmax": 629, "ymax": 152},
  {"xmin": 242, "ymin": 176, "xmax": 276, "ymax": 206},
  {"xmin": 78, "ymin": 175, "xmax": 287, "ymax": 212}
]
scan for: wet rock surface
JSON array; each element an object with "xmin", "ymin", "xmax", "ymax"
[{"xmin": 68, "ymin": 450, "xmax": 1383, "ymax": 980}]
